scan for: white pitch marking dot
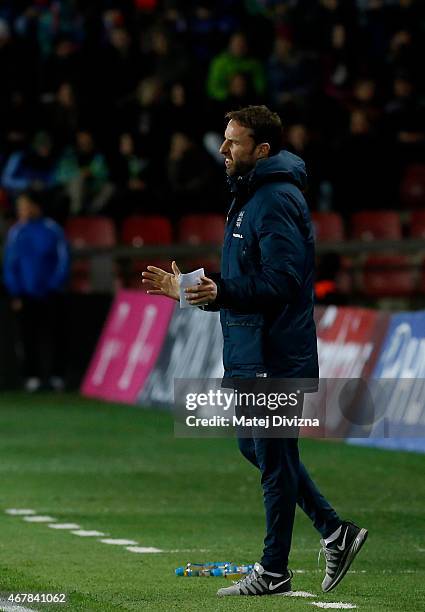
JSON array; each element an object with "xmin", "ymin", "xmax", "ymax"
[
  {"xmin": 23, "ymin": 516, "xmax": 56, "ymax": 523},
  {"xmin": 311, "ymin": 603, "xmax": 357, "ymax": 609},
  {"xmin": 126, "ymin": 546, "xmax": 163, "ymax": 554},
  {"xmin": 48, "ymin": 523, "xmax": 81, "ymax": 530},
  {"xmin": 71, "ymin": 530, "xmax": 106, "ymax": 537},
  {"xmin": 5, "ymin": 509, "xmax": 36, "ymax": 516},
  {"xmin": 100, "ymin": 538, "xmax": 138, "ymax": 546}
]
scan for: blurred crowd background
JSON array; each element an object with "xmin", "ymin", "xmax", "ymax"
[
  {"xmin": 0, "ymin": 0, "xmax": 424, "ymax": 237},
  {"xmin": 1, "ymin": 0, "xmax": 425, "ymax": 390}
]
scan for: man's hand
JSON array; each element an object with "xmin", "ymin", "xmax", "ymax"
[
  {"xmin": 185, "ymin": 276, "xmax": 218, "ymax": 306},
  {"xmin": 142, "ymin": 261, "xmax": 180, "ymax": 301}
]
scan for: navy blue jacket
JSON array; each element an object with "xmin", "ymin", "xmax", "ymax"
[
  {"xmin": 211, "ymin": 150, "xmax": 318, "ymax": 384},
  {"xmin": 3, "ymin": 217, "xmax": 70, "ymax": 299}
]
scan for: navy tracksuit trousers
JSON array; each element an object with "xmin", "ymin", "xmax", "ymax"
[{"xmin": 238, "ymin": 433, "xmax": 342, "ymax": 573}]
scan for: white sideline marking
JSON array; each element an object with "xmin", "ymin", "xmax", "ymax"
[
  {"xmin": 48, "ymin": 523, "xmax": 81, "ymax": 530},
  {"xmin": 71, "ymin": 530, "xmax": 105, "ymax": 537},
  {"xmin": 0, "ymin": 597, "xmax": 36, "ymax": 612},
  {"xmin": 5, "ymin": 509, "xmax": 36, "ymax": 516},
  {"xmin": 100, "ymin": 538, "xmax": 138, "ymax": 546},
  {"xmin": 311, "ymin": 603, "xmax": 357, "ymax": 609},
  {"xmin": 23, "ymin": 516, "xmax": 56, "ymax": 523},
  {"xmin": 166, "ymin": 549, "xmax": 210, "ymax": 553},
  {"xmin": 126, "ymin": 546, "xmax": 163, "ymax": 554},
  {"xmin": 282, "ymin": 591, "xmax": 316, "ymax": 598}
]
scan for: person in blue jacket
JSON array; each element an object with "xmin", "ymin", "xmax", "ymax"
[
  {"xmin": 142, "ymin": 105, "xmax": 368, "ymax": 597},
  {"xmin": 3, "ymin": 191, "xmax": 70, "ymax": 392}
]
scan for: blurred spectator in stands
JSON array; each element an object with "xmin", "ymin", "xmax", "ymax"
[
  {"xmin": 3, "ymin": 191, "xmax": 69, "ymax": 392},
  {"xmin": 332, "ymin": 108, "xmax": 389, "ymax": 213},
  {"xmin": 102, "ymin": 27, "xmax": 139, "ymax": 106},
  {"xmin": 143, "ymin": 27, "xmax": 189, "ymax": 87},
  {"xmin": 348, "ymin": 78, "xmax": 381, "ymax": 124},
  {"xmin": 321, "ymin": 23, "xmax": 353, "ymax": 102},
  {"xmin": 0, "ymin": 19, "xmax": 21, "ymax": 99},
  {"xmin": 56, "ymin": 130, "xmax": 113, "ymax": 215},
  {"xmin": 314, "ymin": 21, "xmax": 356, "ymax": 143},
  {"xmin": 229, "ymin": 71, "xmax": 257, "ymax": 103},
  {"xmin": 286, "ymin": 123, "xmax": 324, "ymax": 206},
  {"xmin": 40, "ymin": 36, "xmax": 82, "ymax": 97},
  {"xmin": 206, "ymin": 71, "xmax": 260, "ymax": 134},
  {"xmin": 384, "ymin": 74, "xmax": 425, "ymax": 167},
  {"xmin": 162, "ymin": 81, "xmax": 197, "ymax": 139},
  {"xmin": 267, "ymin": 35, "xmax": 316, "ymax": 116},
  {"xmin": 165, "ymin": 131, "xmax": 218, "ymax": 218},
  {"xmin": 126, "ymin": 77, "xmax": 164, "ymax": 151},
  {"xmin": 14, "ymin": 0, "xmax": 84, "ymax": 60},
  {"xmin": 43, "ymin": 82, "xmax": 79, "ymax": 149},
  {"xmin": 0, "ymin": 90, "xmax": 32, "ymax": 154},
  {"xmin": 188, "ymin": 1, "xmax": 220, "ymax": 67},
  {"xmin": 108, "ymin": 132, "xmax": 155, "ymax": 220},
  {"xmin": 207, "ymin": 31, "xmax": 266, "ymax": 101},
  {"xmin": 386, "ymin": 29, "xmax": 417, "ymax": 80},
  {"xmin": 1, "ymin": 131, "xmax": 58, "ymax": 198}
]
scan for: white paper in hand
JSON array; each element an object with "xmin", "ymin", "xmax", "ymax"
[{"xmin": 179, "ymin": 268, "xmax": 205, "ymax": 309}]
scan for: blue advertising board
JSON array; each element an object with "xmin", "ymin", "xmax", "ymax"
[{"xmin": 348, "ymin": 311, "xmax": 425, "ymax": 453}]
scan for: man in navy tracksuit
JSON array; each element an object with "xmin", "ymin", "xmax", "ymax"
[
  {"xmin": 142, "ymin": 106, "xmax": 368, "ymax": 596},
  {"xmin": 3, "ymin": 192, "xmax": 70, "ymax": 391}
]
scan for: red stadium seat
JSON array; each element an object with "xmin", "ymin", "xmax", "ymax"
[
  {"xmin": 65, "ymin": 217, "xmax": 117, "ymax": 292},
  {"xmin": 178, "ymin": 214, "xmax": 225, "ymax": 245},
  {"xmin": 311, "ymin": 212, "xmax": 345, "ymax": 242},
  {"xmin": 351, "ymin": 211, "xmax": 402, "ymax": 241},
  {"xmin": 409, "ymin": 211, "xmax": 425, "ymax": 239},
  {"xmin": 121, "ymin": 216, "xmax": 173, "ymax": 289},
  {"xmin": 361, "ymin": 255, "xmax": 416, "ymax": 297},
  {"xmin": 178, "ymin": 214, "xmax": 224, "ymax": 275},
  {"xmin": 400, "ymin": 164, "xmax": 425, "ymax": 209},
  {"xmin": 121, "ymin": 215, "xmax": 173, "ymax": 246},
  {"xmin": 65, "ymin": 216, "xmax": 116, "ymax": 247}
]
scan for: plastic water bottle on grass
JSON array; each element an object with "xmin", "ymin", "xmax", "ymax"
[
  {"xmin": 175, "ymin": 562, "xmax": 231, "ymax": 576},
  {"xmin": 212, "ymin": 563, "xmax": 254, "ymax": 577}
]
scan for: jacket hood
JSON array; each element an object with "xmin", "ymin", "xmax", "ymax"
[
  {"xmin": 228, "ymin": 149, "xmax": 307, "ymax": 196},
  {"xmin": 252, "ymin": 150, "xmax": 307, "ymax": 190}
]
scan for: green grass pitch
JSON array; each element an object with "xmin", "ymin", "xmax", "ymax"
[{"xmin": 0, "ymin": 393, "xmax": 423, "ymax": 611}]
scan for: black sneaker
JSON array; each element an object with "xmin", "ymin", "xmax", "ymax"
[
  {"xmin": 320, "ymin": 521, "xmax": 368, "ymax": 592},
  {"xmin": 217, "ymin": 562, "xmax": 292, "ymax": 596}
]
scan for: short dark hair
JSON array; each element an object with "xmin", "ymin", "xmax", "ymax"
[
  {"xmin": 225, "ymin": 105, "xmax": 283, "ymax": 155},
  {"xmin": 19, "ymin": 190, "xmax": 44, "ymax": 210}
]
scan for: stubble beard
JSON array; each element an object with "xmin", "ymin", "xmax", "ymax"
[{"xmin": 226, "ymin": 158, "xmax": 256, "ymax": 178}]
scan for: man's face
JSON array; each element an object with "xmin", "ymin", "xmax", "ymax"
[
  {"xmin": 17, "ymin": 196, "xmax": 40, "ymax": 222},
  {"xmin": 219, "ymin": 120, "xmax": 261, "ymax": 177},
  {"xmin": 77, "ymin": 131, "xmax": 93, "ymax": 153}
]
